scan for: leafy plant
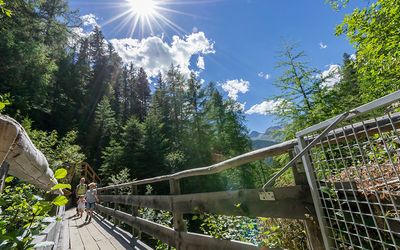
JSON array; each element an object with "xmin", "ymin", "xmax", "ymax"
[
  {"xmin": 199, "ymin": 213, "xmax": 259, "ymax": 245},
  {"xmin": 139, "ymin": 185, "xmax": 174, "ymax": 250},
  {"xmin": 0, "ymin": 93, "xmax": 10, "ymax": 112},
  {"xmin": 0, "ymin": 0, "xmax": 11, "ymax": 17},
  {"xmin": 22, "ymin": 118, "xmax": 86, "ymax": 171},
  {"xmin": 0, "ymin": 168, "xmax": 69, "ymax": 249}
]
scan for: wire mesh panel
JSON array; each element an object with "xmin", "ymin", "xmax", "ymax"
[{"xmin": 298, "ymin": 94, "xmax": 400, "ymax": 249}]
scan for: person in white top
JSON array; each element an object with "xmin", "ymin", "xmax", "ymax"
[{"xmin": 85, "ymin": 182, "xmax": 99, "ymax": 223}]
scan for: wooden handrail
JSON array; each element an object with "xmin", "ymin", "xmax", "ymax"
[
  {"xmin": 98, "ymin": 112, "xmax": 400, "ymax": 192},
  {"xmin": 98, "ymin": 139, "xmax": 297, "ymax": 191},
  {"xmin": 98, "ymin": 185, "xmax": 314, "ymax": 219},
  {"xmin": 96, "ymin": 204, "xmax": 271, "ymax": 250}
]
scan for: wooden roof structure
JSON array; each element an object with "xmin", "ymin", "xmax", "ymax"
[{"xmin": 0, "ymin": 115, "xmax": 57, "ymax": 190}]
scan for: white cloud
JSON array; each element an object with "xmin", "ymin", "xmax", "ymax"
[
  {"xmin": 197, "ymin": 56, "xmax": 205, "ymax": 70},
  {"xmin": 110, "ymin": 32, "xmax": 215, "ymax": 78},
  {"xmin": 81, "ymin": 13, "xmax": 99, "ymax": 28},
  {"xmin": 258, "ymin": 72, "xmax": 270, "ymax": 80},
  {"xmin": 350, "ymin": 53, "xmax": 356, "ymax": 61},
  {"xmin": 69, "ymin": 14, "xmax": 100, "ymax": 45},
  {"xmin": 246, "ymin": 99, "xmax": 285, "ymax": 115},
  {"xmin": 320, "ymin": 64, "xmax": 341, "ymax": 88},
  {"xmin": 221, "ymin": 79, "xmax": 250, "ymax": 101},
  {"xmin": 319, "ymin": 42, "xmax": 328, "ymax": 49}
]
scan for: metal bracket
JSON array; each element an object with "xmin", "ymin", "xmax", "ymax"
[{"xmin": 259, "ymin": 191, "xmax": 275, "ymax": 201}]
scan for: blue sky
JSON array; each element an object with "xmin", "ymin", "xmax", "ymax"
[{"xmin": 69, "ymin": 0, "xmax": 362, "ymax": 133}]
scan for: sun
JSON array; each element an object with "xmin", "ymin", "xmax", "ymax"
[
  {"xmin": 103, "ymin": 0, "xmax": 211, "ymax": 38},
  {"xmin": 128, "ymin": 0, "xmax": 157, "ymax": 17}
]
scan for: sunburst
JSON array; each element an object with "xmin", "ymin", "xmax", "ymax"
[{"xmin": 101, "ymin": 0, "xmax": 216, "ymax": 38}]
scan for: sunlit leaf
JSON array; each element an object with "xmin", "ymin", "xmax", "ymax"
[
  {"xmin": 5, "ymin": 176, "xmax": 13, "ymax": 183},
  {"xmin": 54, "ymin": 168, "xmax": 67, "ymax": 179},
  {"xmin": 51, "ymin": 184, "xmax": 71, "ymax": 190},
  {"xmin": 52, "ymin": 196, "xmax": 68, "ymax": 206}
]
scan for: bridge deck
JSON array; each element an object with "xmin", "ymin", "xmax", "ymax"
[{"xmin": 57, "ymin": 209, "xmax": 151, "ymax": 250}]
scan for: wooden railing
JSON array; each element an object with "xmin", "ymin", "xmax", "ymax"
[
  {"xmin": 81, "ymin": 161, "xmax": 101, "ymax": 184},
  {"xmin": 0, "ymin": 115, "xmax": 63, "ymax": 249},
  {"xmin": 96, "ymin": 108, "xmax": 400, "ymax": 249},
  {"xmin": 96, "ymin": 139, "xmax": 318, "ymax": 250}
]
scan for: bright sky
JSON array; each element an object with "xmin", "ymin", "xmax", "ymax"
[{"xmin": 69, "ymin": 0, "xmax": 362, "ymax": 133}]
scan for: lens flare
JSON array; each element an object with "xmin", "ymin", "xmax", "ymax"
[
  {"xmin": 101, "ymin": 0, "xmax": 217, "ymax": 38},
  {"xmin": 128, "ymin": 0, "xmax": 157, "ymax": 17}
]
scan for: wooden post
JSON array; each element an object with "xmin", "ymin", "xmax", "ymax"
[
  {"xmin": 169, "ymin": 179, "xmax": 186, "ymax": 249},
  {"xmin": 0, "ymin": 162, "xmax": 10, "ymax": 193},
  {"xmin": 289, "ymin": 148, "xmax": 325, "ymax": 250},
  {"xmin": 114, "ymin": 188, "xmax": 120, "ymax": 227},
  {"xmin": 131, "ymin": 184, "xmax": 141, "ymax": 239}
]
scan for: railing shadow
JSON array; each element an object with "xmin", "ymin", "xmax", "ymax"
[{"xmin": 92, "ymin": 212, "xmax": 152, "ymax": 250}]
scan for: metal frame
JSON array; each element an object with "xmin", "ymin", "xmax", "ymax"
[
  {"xmin": 297, "ymin": 90, "xmax": 400, "ymax": 249},
  {"xmin": 297, "ymin": 90, "xmax": 400, "ymax": 137}
]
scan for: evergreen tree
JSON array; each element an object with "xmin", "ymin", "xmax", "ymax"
[
  {"xmin": 133, "ymin": 67, "xmax": 151, "ymax": 121},
  {"xmin": 274, "ymin": 43, "xmax": 324, "ymax": 139},
  {"xmin": 93, "ymin": 97, "xmax": 117, "ymax": 168}
]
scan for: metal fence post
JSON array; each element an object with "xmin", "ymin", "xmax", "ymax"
[
  {"xmin": 289, "ymin": 148, "xmax": 325, "ymax": 250},
  {"xmin": 297, "ymin": 136, "xmax": 332, "ymax": 249}
]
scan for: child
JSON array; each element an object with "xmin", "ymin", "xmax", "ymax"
[
  {"xmin": 85, "ymin": 182, "xmax": 99, "ymax": 223},
  {"xmin": 75, "ymin": 177, "xmax": 87, "ymax": 216},
  {"xmin": 77, "ymin": 195, "xmax": 86, "ymax": 218}
]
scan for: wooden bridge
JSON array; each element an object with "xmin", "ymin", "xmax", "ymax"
[{"xmin": 1, "ymin": 90, "xmax": 400, "ymax": 249}]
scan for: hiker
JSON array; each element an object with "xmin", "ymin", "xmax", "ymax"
[
  {"xmin": 75, "ymin": 177, "xmax": 87, "ymax": 216},
  {"xmin": 77, "ymin": 195, "xmax": 86, "ymax": 218},
  {"xmin": 85, "ymin": 182, "xmax": 99, "ymax": 223}
]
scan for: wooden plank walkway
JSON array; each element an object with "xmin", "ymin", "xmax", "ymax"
[{"xmin": 57, "ymin": 209, "xmax": 152, "ymax": 250}]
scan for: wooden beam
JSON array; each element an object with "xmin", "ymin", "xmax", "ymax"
[
  {"xmin": 131, "ymin": 184, "xmax": 141, "ymax": 238},
  {"xmin": 97, "ymin": 113, "xmax": 400, "ymax": 193},
  {"xmin": 96, "ymin": 204, "xmax": 274, "ymax": 250},
  {"xmin": 98, "ymin": 186, "xmax": 314, "ymax": 219},
  {"xmin": 98, "ymin": 139, "xmax": 297, "ymax": 191},
  {"xmin": 0, "ymin": 162, "xmax": 10, "ymax": 193},
  {"xmin": 170, "ymin": 179, "xmax": 186, "ymax": 250},
  {"xmin": 1, "ymin": 115, "xmax": 57, "ymax": 190}
]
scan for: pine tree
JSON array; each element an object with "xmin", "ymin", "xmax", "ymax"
[
  {"xmin": 93, "ymin": 97, "xmax": 117, "ymax": 167},
  {"xmin": 274, "ymin": 43, "xmax": 323, "ymax": 139},
  {"xmin": 134, "ymin": 67, "xmax": 151, "ymax": 121}
]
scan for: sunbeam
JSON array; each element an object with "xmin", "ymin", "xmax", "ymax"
[{"xmin": 100, "ymin": 0, "xmax": 217, "ymax": 38}]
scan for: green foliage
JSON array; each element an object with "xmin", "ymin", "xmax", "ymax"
[
  {"xmin": 199, "ymin": 213, "xmax": 259, "ymax": 245},
  {"xmin": 50, "ymin": 183, "xmax": 71, "ymax": 191},
  {"xmin": 0, "ymin": 183, "xmax": 49, "ymax": 249},
  {"xmin": 326, "ymin": 0, "xmax": 349, "ymax": 10},
  {"xmin": 108, "ymin": 168, "xmax": 134, "ymax": 193},
  {"xmin": 0, "ymin": 93, "xmax": 10, "ymax": 112},
  {"xmin": 259, "ymin": 218, "xmax": 307, "ymax": 249},
  {"xmin": 0, "ymin": 0, "xmax": 11, "ymax": 17},
  {"xmin": 54, "ymin": 169, "xmax": 68, "ymax": 179},
  {"xmin": 0, "ymin": 168, "xmax": 69, "ymax": 249},
  {"xmin": 108, "ymin": 168, "xmax": 133, "ymax": 186},
  {"xmin": 335, "ymin": 0, "xmax": 400, "ymax": 101},
  {"xmin": 22, "ymin": 118, "xmax": 85, "ymax": 170},
  {"xmin": 51, "ymin": 195, "xmax": 68, "ymax": 206},
  {"xmin": 139, "ymin": 185, "xmax": 174, "ymax": 250}
]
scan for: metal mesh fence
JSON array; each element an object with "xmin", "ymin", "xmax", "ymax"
[{"xmin": 299, "ymin": 101, "xmax": 400, "ymax": 249}]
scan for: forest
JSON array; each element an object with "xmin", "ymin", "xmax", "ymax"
[{"xmin": 0, "ymin": 0, "xmax": 399, "ymax": 249}]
